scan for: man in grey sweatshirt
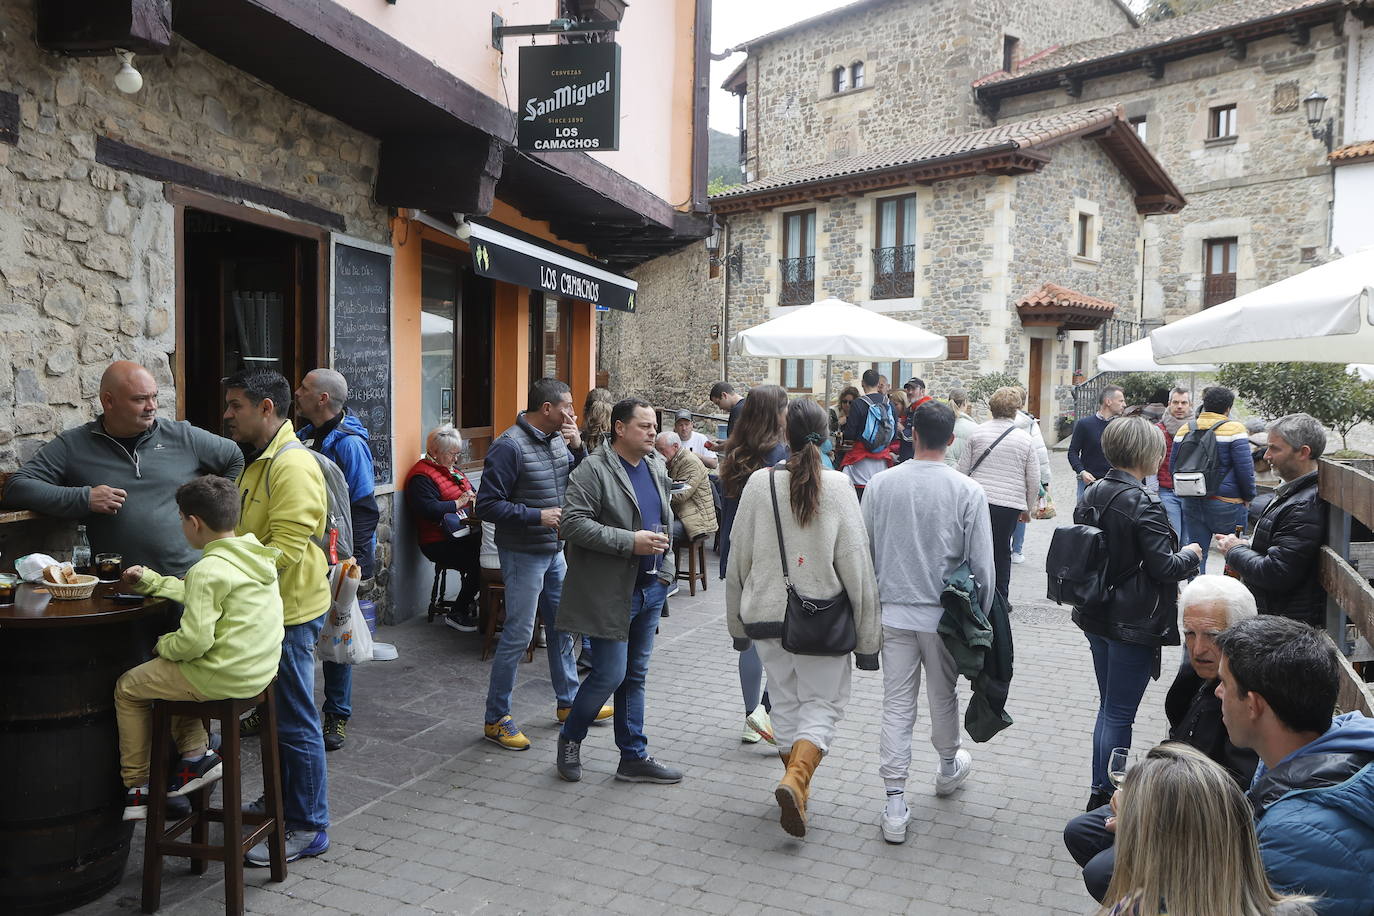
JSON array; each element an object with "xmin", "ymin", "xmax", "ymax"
[
  {"xmin": 2, "ymin": 361, "xmax": 243, "ymax": 576},
  {"xmin": 861, "ymin": 400, "xmax": 995, "ymax": 845}
]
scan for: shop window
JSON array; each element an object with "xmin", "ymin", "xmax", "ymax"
[
  {"xmin": 1203, "ymin": 237, "xmax": 1238, "ymax": 307},
  {"xmin": 422, "ymin": 242, "xmax": 494, "ymax": 465},
  {"xmin": 946, "ymin": 336, "xmax": 970, "ymax": 361},
  {"xmin": 1129, "ymin": 115, "xmax": 1147, "ymax": 142},
  {"xmin": 1209, "ymin": 104, "xmax": 1237, "ymax": 140},
  {"xmin": 781, "ymin": 359, "xmax": 813, "ymax": 392},
  {"xmin": 530, "ymin": 293, "xmax": 572, "ymax": 387},
  {"xmin": 873, "ymin": 194, "xmax": 916, "ymax": 299}
]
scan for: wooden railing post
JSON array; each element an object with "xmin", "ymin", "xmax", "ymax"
[{"xmin": 1327, "ymin": 502, "xmax": 1353, "ymax": 654}]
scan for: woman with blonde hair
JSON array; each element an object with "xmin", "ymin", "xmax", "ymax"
[
  {"xmin": 957, "ymin": 386, "xmax": 1039, "ymax": 602},
  {"xmin": 726, "ymin": 397, "xmax": 880, "ymax": 838},
  {"xmin": 581, "ymin": 388, "xmax": 614, "ymax": 452},
  {"xmin": 1102, "ymin": 743, "xmax": 1316, "ymax": 916}
]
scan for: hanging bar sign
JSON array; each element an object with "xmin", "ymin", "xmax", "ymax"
[{"xmin": 518, "ymin": 42, "xmax": 621, "ymax": 151}]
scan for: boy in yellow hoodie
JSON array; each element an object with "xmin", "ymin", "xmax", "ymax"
[{"xmin": 115, "ymin": 475, "xmax": 284, "ymax": 821}]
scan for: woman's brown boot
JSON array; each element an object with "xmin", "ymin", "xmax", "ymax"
[{"xmin": 775, "ymin": 739, "xmax": 822, "ymax": 838}]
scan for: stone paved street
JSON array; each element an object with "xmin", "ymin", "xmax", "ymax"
[{"xmin": 84, "ymin": 453, "xmax": 1188, "ymax": 915}]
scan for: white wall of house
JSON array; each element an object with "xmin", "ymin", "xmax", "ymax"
[{"xmin": 1333, "ymin": 162, "xmax": 1374, "ymax": 254}]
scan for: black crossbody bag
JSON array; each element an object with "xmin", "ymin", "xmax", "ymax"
[{"xmin": 768, "ymin": 468, "xmax": 857, "ymax": 656}]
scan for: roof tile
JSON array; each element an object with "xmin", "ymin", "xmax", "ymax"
[
  {"xmin": 1017, "ymin": 282, "xmax": 1119, "ymax": 313},
  {"xmin": 1330, "ymin": 140, "xmax": 1374, "ymax": 163}
]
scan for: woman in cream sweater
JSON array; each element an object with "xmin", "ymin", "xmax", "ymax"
[{"xmin": 726, "ymin": 398, "xmax": 881, "ymax": 838}]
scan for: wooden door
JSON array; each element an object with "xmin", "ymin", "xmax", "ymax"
[{"xmin": 1028, "ymin": 337, "xmax": 1044, "ymax": 418}]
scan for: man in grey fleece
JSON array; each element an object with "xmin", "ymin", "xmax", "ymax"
[
  {"xmin": 861, "ymin": 400, "xmax": 995, "ymax": 845},
  {"xmin": 2, "ymin": 361, "xmax": 243, "ymax": 576}
]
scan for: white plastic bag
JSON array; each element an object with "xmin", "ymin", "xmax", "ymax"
[
  {"xmin": 15, "ymin": 553, "xmax": 60, "ymax": 583},
  {"xmin": 316, "ymin": 559, "xmax": 374, "ymax": 665}
]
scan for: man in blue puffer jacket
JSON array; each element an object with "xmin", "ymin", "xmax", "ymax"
[
  {"xmin": 1216, "ymin": 616, "xmax": 1374, "ymax": 915},
  {"xmin": 1170, "ymin": 385, "xmax": 1255, "ymax": 573}
]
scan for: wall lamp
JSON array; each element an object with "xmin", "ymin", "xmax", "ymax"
[
  {"xmin": 1303, "ymin": 90, "xmax": 1333, "ymax": 152},
  {"xmin": 113, "ymin": 49, "xmax": 143, "ymax": 94},
  {"xmin": 705, "ymin": 224, "xmax": 742, "ymax": 281}
]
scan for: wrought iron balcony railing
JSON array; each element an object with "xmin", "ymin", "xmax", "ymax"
[
  {"xmin": 871, "ymin": 245, "xmax": 915, "ymax": 299},
  {"xmin": 778, "ymin": 256, "xmax": 815, "ymax": 306}
]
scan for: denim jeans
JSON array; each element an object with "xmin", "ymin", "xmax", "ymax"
[
  {"xmin": 1085, "ymin": 632, "xmax": 1154, "ymax": 794},
  {"xmin": 279, "ymin": 613, "xmax": 329, "ymax": 832},
  {"xmin": 484, "ymin": 548, "xmax": 579, "ymax": 724},
  {"xmin": 1157, "ymin": 487, "xmax": 1184, "ymax": 539},
  {"xmin": 1064, "ymin": 804, "xmax": 1115, "ymax": 902},
  {"xmin": 560, "ymin": 579, "xmax": 667, "ymax": 760},
  {"xmin": 322, "ymin": 661, "xmax": 350, "ymax": 719},
  {"xmin": 1011, "ymin": 520, "xmax": 1026, "ymax": 555},
  {"xmin": 1180, "ymin": 497, "xmax": 1247, "ymax": 573}
]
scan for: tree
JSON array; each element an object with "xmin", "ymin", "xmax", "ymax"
[
  {"xmin": 968, "ymin": 372, "xmax": 1022, "ymax": 405},
  {"xmin": 1114, "ymin": 372, "xmax": 1176, "ymax": 406},
  {"xmin": 1136, "ymin": 0, "xmax": 1225, "ymax": 23},
  {"xmin": 1217, "ymin": 362, "xmax": 1374, "ymax": 450}
]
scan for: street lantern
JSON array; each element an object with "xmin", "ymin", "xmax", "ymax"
[
  {"xmin": 1304, "ymin": 90, "xmax": 1333, "ymax": 152},
  {"xmin": 705, "ymin": 222, "xmax": 722, "ymax": 255},
  {"xmin": 568, "ymin": 0, "xmax": 629, "ymax": 24}
]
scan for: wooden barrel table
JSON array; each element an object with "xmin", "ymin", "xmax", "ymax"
[{"xmin": 0, "ymin": 583, "xmax": 171, "ymax": 915}]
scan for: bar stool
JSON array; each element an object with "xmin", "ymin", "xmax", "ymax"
[
  {"xmin": 674, "ymin": 534, "xmax": 710, "ymax": 596},
  {"xmin": 479, "ymin": 568, "xmax": 540, "ymax": 662},
  {"xmin": 426, "ymin": 564, "xmax": 453, "ymax": 622},
  {"xmin": 142, "ymin": 683, "xmax": 286, "ymax": 915}
]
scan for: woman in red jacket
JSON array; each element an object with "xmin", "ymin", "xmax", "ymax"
[{"xmin": 405, "ymin": 424, "xmax": 481, "ymax": 631}]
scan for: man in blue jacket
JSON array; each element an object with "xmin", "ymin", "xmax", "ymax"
[
  {"xmin": 1216, "ymin": 616, "xmax": 1374, "ymax": 914},
  {"xmin": 293, "ymin": 368, "xmax": 379, "ymax": 752},
  {"xmin": 1170, "ymin": 386, "xmax": 1255, "ymax": 573}
]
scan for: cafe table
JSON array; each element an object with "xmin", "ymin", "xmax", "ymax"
[{"xmin": 0, "ymin": 581, "xmax": 173, "ymax": 915}]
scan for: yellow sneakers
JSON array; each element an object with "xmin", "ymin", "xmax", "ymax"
[
  {"xmin": 556, "ymin": 705, "xmax": 614, "ymax": 724},
  {"xmin": 483, "ymin": 715, "xmax": 531, "ymax": 751}
]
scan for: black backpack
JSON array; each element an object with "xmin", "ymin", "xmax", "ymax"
[
  {"xmin": 1171, "ymin": 423, "xmax": 1222, "ymax": 498},
  {"xmin": 1045, "ymin": 485, "xmax": 1133, "ymax": 608}
]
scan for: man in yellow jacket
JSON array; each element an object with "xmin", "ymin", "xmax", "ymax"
[{"xmin": 223, "ymin": 368, "xmax": 331, "ymax": 866}]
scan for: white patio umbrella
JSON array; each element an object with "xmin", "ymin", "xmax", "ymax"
[
  {"xmin": 1150, "ymin": 247, "xmax": 1374, "ymax": 365},
  {"xmin": 731, "ymin": 298, "xmax": 947, "ymax": 407},
  {"xmin": 1097, "ymin": 336, "xmax": 1216, "ymax": 374}
]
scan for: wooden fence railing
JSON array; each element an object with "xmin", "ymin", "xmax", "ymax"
[{"xmin": 1318, "ymin": 457, "xmax": 1374, "ymax": 716}]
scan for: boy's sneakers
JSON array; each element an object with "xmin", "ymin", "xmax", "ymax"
[
  {"xmin": 881, "ymin": 797, "xmax": 911, "ymax": 844},
  {"xmin": 168, "ymin": 750, "xmax": 223, "ymax": 797},
  {"xmin": 444, "ymin": 605, "xmax": 478, "ymax": 632},
  {"xmin": 245, "ymin": 829, "xmax": 329, "ymax": 867},
  {"xmin": 1011, "ymin": 551, "xmax": 1026, "ymax": 565},
  {"xmin": 934, "ymin": 749, "xmax": 973, "ymax": 797},
  {"xmin": 322, "ymin": 713, "xmax": 348, "ymax": 752},
  {"xmin": 744, "ymin": 707, "xmax": 776, "ymax": 746},
  {"xmin": 483, "ymin": 715, "xmax": 531, "ymax": 750},
  {"xmin": 556, "ymin": 705, "xmax": 613, "ymax": 725},
  {"xmin": 123, "ymin": 786, "xmax": 150, "ymax": 821},
  {"xmin": 239, "ymin": 708, "xmax": 262, "ymax": 738}
]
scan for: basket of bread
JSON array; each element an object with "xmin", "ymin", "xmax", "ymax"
[{"xmin": 41, "ymin": 562, "xmax": 98, "ymax": 600}]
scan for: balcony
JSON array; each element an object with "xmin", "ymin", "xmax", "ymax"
[
  {"xmin": 871, "ymin": 245, "xmax": 915, "ymax": 299},
  {"xmin": 778, "ymin": 256, "xmax": 815, "ymax": 306},
  {"xmin": 1203, "ymin": 273, "xmax": 1236, "ymax": 308}
]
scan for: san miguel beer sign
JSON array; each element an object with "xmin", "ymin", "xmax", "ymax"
[{"xmin": 518, "ymin": 43, "xmax": 621, "ymax": 151}]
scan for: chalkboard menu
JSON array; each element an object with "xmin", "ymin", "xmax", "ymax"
[{"xmin": 331, "ymin": 239, "xmax": 393, "ymax": 486}]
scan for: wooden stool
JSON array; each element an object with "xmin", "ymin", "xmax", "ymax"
[
  {"xmin": 426, "ymin": 564, "xmax": 451, "ymax": 622},
  {"xmin": 479, "ymin": 568, "xmax": 540, "ymax": 662},
  {"xmin": 143, "ymin": 684, "xmax": 286, "ymax": 915},
  {"xmin": 674, "ymin": 534, "xmax": 710, "ymax": 596}
]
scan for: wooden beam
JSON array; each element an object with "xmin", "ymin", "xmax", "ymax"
[
  {"xmin": 1286, "ymin": 20, "xmax": 1311, "ymax": 45},
  {"xmin": 1321, "ymin": 546, "xmax": 1374, "ymax": 647},
  {"xmin": 1141, "ymin": 54, "xmax": 1164, "ymax": 80},
  {"xmin": 1336, "ymin": 649, "xmax": 1374, "ymax": 717},
  {"xmin": 1222, "ymin": 35, "xmax": 1247, "ymax": 61},
  {"xmin": 1059, "ymin": 74, "xmax": 1083, "ymax": 98},
  {"xmin": 1319, "ymin": 458, "xmax": 1374, "ymax": 533},
  {"xmin": 33, "ymin": 0, "xmax": 172, "ymax": 56},
  {"xmin": 96, "ymin": 136, "xmax": 346, "ymax": 231},
  {"xmin": 375, "ymin": 135, "xmax": 504, "ymax": 215}
]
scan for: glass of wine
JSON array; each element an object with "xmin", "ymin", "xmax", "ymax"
[{"xmin": 1107, "ymin": 747, "xmax": 1132, "ymax": 790}]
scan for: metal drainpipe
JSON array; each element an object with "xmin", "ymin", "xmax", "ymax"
[{"xmin": 721, "ymin": 220, "xmax": 731, "ymax": 384}]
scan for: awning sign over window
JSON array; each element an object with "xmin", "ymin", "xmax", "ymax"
[{"xmin": 468, "ymin": 221, "xmax": 637, "ymax": 313}]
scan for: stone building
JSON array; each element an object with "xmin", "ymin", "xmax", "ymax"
[{"xmin": 0, "ymin": 0, "xmax": 712, "ymax": 622}]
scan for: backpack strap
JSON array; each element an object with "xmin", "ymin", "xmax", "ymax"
[
  {"xmin": 263, "ymin": 438, "xmax": 307, "ymax": 499},
  {"xmin": 969, "ymin": 425, "xmax": 1017, "ymax": 475}
]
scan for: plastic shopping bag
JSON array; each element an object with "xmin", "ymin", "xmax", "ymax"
[{"xmin": 317, "ymin": 558, "xmax": 374, "ymax": 665}]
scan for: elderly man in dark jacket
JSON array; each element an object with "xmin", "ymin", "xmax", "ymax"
[
  {"xmin": 555, "ymin": 398, "xmax": 681, "ymax": 786},
  {"xmin": 1216, "ymin": 413, "xmax": 1327, "ymax": 626},
  {"xmin": 1064, "ymin": 575, "xmax": 1261, "ymax": 902}
]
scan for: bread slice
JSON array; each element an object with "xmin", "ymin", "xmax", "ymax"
[
  {"xmin": 43, "ymin": 564, "xmax": 64, "ymax": 584},
  {"xmin": 61, "ymin": 563, "xmax": 79, "ymax": 585}
]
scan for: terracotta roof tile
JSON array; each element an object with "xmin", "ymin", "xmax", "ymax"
[
  {"xmin": 975, "ymin": 0, "xmax": 1336, "ymax": 88},
  {"xmin": 711, "ymin": 107, "xmax": 1120, "ymax": 200},
  {"xmin": 1330, "ymin": 140, "xmax": 1374, "ymax": 163},
  {"xmin": 1017, "ymin": 282, "xmax": 1119, "ymax": 313}
]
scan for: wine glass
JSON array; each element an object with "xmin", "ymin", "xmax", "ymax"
[{"xmin": 1107, "ymin": 747, "xmax": 1132, "ymax": 790}]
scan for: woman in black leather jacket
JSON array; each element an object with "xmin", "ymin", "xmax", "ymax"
[{"xmin": 1074, "ymin": 416, "xmax": 1203, "ymax": 811}]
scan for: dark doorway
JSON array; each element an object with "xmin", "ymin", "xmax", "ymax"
[{"xmin": 181, "ymin": 208, "xmax": 322, "ymax": 434}]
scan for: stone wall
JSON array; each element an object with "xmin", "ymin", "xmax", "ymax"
[
  {"xmin": 997, "ymin": 25, "xmax": 1345, "ymax": 320},
  {"xmin": 743, "ymin": 0, "xmax": 1134, "ymax": 179}
]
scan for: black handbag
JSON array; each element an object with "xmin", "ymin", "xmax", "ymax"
[{"xmin": 768, "ymin": 468, "xmax": 857, "ymax": 656}]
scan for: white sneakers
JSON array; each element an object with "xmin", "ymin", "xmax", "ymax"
[
  {"xmin": 1011, "ymin": 551, "xmax": 1026, "ymax": 565},
  {"xmin": 742, "ymin": 706, "xmax": 776, "ymax": 745},
  {"xmin": 882, "ymin": 750, "xmax": 974, "ymax": 842},
  {"xmin": 881, "ymin": 800, "xmax": 910, "ymax": 844},
  {"xmin": 934, "ymin": 749, "xmax": 973, "ymax": 797}
]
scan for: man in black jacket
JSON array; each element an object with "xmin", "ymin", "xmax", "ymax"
[
  {"xmin": 1063, "ymin": 576, "xmax": 1260, "ymax": 902},
  {"xmin": 1216, "ymin": 413, "xmax": 1327, "ymax": 627}
]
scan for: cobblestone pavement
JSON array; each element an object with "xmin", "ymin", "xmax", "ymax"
[{"xmin": 85, "ymin": 453, "xmax": 1186, "ymax": 915}]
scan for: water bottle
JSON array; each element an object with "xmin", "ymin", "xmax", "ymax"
[{"xmin": 72, "ymin": 525, "xmax": 92, "ymax": 577}]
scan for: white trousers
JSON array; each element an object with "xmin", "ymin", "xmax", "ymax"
[
  {"xmin": 753, "ymin": 638, "xmax": 851, "ymax": 754},
  {"xmin": 879, "ymin": 625, "xmax": 962, "ymax": 785}
]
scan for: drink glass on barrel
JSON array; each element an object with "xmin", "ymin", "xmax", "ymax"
[
  {"xmin": 95, "ymin": 553, "xmax": 124, "ymax": 583},
  {"xmin": 0, "ymin": 574, "xmax": 16, "ymax": 605}
]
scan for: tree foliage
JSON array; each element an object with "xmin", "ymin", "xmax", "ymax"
[
  {"xmin": 968, "ymin": 372, "xmax": 1022, "ymax": 405},
  {"xmin": 1114, "ymin": 372, "xmax": 1177, "ymax": 406},
  {"xmin": 1217, "ymin": 362, "xmax": 1374, "ymax": 449}
]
